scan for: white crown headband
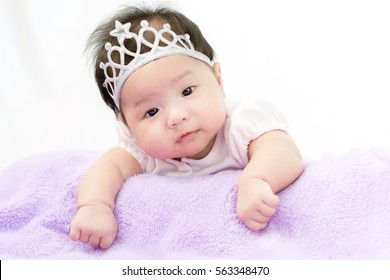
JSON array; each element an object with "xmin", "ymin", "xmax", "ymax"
[{"xmin": 100, "ymin": 20, "xmax": 213, "ymax": 110}]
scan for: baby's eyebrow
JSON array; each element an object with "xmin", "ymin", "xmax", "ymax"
[
  {"xmin": 133, "ymin": 96, "xmax": 148, "ymax": 108},
  {"xmin": 170, "ymin": 70, "xmax": 193, "ymax": 84},
  {"xmin": 131, "ymin": 70, "xmax": 194, "ymax": 108}
]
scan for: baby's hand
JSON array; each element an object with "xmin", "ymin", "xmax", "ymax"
[
  {"xmin": 69, "ymin": 204, "xmax": 118, "ymax": 249},
  {"xmin": 236, "ymin": 178, "xmax": 279, "ymax": 231}
]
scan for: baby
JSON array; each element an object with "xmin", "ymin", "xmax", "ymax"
[{"xmin": 70, "ymin": 4, "xmax": 304, "ymax": 249}]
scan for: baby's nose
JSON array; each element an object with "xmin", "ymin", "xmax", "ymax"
[{"xmin": 167, "ymin": 108, "xmax": 189, "ymax": 128}]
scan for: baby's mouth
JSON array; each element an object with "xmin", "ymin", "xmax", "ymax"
[{"xmin": 177, "ymin": 130, "xmax": 199, "ymax": 143}]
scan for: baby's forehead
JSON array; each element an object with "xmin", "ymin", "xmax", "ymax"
[{"xmin": 121, "ymin": 55, "xmax": 208, "ymax": 98}]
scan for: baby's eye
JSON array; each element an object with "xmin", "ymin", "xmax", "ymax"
[
  {"xmin": 145, "ymin": 108, "xmax": 159, "ymax": 118},
  {"xmin": 182, "ymin": 86, "xmax": 194, "ymax": 97}
]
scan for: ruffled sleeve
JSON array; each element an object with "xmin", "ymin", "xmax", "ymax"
[{"xmin": 224, "ymin": 99, "xmax": 289, "ymax": 165}]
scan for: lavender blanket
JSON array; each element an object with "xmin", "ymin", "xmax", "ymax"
[{"xmin": 1, "ymin": 148, "xmax": 390, "ymax": 259}]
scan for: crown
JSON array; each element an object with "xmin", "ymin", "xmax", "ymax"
[{"xmin": 99, "ymin": 20, "xmax": 213, "ymax": 110}]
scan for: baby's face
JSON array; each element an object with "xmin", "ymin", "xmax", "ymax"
[{"xmin": 120, "ymin": 55, "xmax": 226, "ymax": 160}]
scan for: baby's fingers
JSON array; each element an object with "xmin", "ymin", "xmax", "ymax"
[
  {"xmin": 69, "ymin": 225, "xmax": 81, "ymax": 241},
  {"xmin": 87, "ymin": 235, "xmax": 101, "ymax": 247},
  {"xmin": 79, "ymin": 230, "xmax": 92, "ymax": 244},
  {"xmin": 100, "ymin": 235, "xmax": 115, "ymax": 249},
  {"xmin": 263, "ymin": 193, "xmax": 280, "ymax": 208},
  {"xmin": 245, "ymin": 219, "xmax": 268, "ymax": 231},
  {"xmin": 256, "ymin": 200, "xmax": 277, "ymax": 218}
]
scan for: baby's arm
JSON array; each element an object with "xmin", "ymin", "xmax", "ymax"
[
  {"xmin": 69, "ymin": 147, "xmax": 142, "ymax": 249},
  {"xmin": 236, "ymin": 130, "xmax": 304, "ymax": 231}
]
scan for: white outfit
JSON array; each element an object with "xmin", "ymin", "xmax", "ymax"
[{"xmin": 117, "ymin": 99, "xmax": 289, "ymax": 176}]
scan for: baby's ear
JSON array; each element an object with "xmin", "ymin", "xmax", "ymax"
[
  {"xmin": 212, "ymin": 62, "xmax": 224, "ymax": 92},
  {"xmin": 117, "ymin": 113, "xmax": 127, "ymax": 125}
]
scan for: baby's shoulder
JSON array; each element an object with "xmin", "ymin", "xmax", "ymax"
[{"xmin": 223, "ymin": 99, "xmax": 288, "ymax": 142}]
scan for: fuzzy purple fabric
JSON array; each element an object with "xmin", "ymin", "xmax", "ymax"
[{"xmin": 0, "ymin": 148, "xmax": 389, "ymax": 259}]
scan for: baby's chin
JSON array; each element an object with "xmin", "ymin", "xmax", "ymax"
[{"xmin": 147, "ymin": 136, "xmax": 215, "ymax": 160}]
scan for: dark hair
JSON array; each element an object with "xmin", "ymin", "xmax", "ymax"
[{"xmin": 86, "ymin": 4, "xmax": 215, "ymax": 115}]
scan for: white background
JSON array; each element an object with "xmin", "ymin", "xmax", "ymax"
[{"xmin": 1, "ymin": 0, "xmax": 389, "ymax": 170}]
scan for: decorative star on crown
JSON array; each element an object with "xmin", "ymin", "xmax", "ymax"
[{"xmin": 99, "ymin": 20, "xmax": 213, "ymax": 110}]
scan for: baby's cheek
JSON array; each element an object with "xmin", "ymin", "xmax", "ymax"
[
  {"xmin": 141, "ymin": 133, "xmax": 171, "ymax": 158},
  {"xmin": 145, "ymin": 145, "xmax": 163, "ymax": 158}
]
